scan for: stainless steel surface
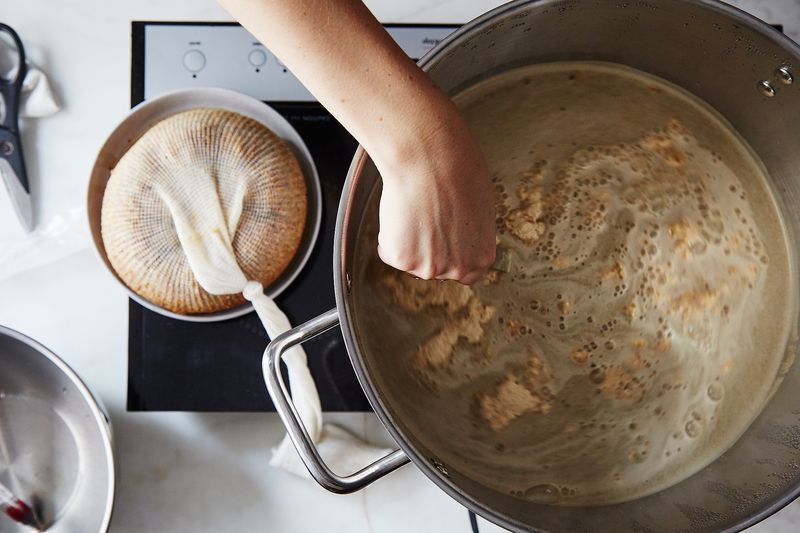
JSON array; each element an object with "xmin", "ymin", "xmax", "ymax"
[
  {"xmin": 87, "ymin": 87, "xmax": 322, "ymax": 323},
  {"xmin": 0, "ymin": 325, "xmax": 114, "ymax": 532},
  {"xmin": 263, "ymin": 307, "xmax": 409, "ymax": 494},
  {"xmin": 759, "ymin": 79, "xmax": 777, "ymax": 97},
  {"xmin": 777, "ymin": 66, "xmax": 794, "ymax": 85},
  {"xmin": 318, "ymin": 1, "xmax": 800, "ymax": 531},
  {"xmin": 0, "ymin": 157, "xmax": 32, "ymax": 231}
]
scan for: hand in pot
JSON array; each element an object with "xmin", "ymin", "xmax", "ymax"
[
  {"xmin": 219, "ymin": 0, "xmax": 497, "ymax": 284},
  {"xmin": 373, "ymin": 101, "xmax": 497, "ymax": 284}
]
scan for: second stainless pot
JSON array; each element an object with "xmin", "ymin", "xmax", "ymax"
[{"xmin": 266, "ymin": 1, "xmax": 800, "ymax": 531}]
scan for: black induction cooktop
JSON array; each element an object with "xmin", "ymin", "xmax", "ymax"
[{"xmin": 126, "ymin": 101, "xmax": 367, "ymax": 411}]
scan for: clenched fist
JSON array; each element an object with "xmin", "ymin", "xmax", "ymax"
[{"xmin": 374, "ymin": 101, "xmax": 496, "ymax": 285}]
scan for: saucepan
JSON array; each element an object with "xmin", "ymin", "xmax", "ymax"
[
  {"xmin": 87, "ymin": 87, "xmax": 322, "ymax": 323},
  {"xmin": 265, "ymin": 1, "xmax": 800, "ymax": 531}
]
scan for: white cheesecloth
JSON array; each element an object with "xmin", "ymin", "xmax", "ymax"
[{"xmin": 155, "ymin": 166, "xmax": 390, "ymax": 478}]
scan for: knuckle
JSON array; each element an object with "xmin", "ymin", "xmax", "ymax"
[
  {"xmin": 394, "ymin": 259, "xmax": 419, "ymax": 274},
  {"xmin": 377, "ymin": 233, "xmax": 422, "ymax": 273},
  {"xmin": 449, "ymin": 267, "xmax": 469, "ymax": 280},
  {"xmin": 414, "ymin": 262, "xmax": 438, "ymax": 280},
  {"xmin": 378, "ymin": 247, "xmax": 416, "ymax": 273}
]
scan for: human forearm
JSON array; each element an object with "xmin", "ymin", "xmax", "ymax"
[
  {"xmin": 219, "ymin": 0, "xmax": 496, "ymax": 283},
  {"xmin": 217, "ymin": 0, "xmax": 456, "ymax": 167}
]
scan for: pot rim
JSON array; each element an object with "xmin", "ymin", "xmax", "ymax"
[{"xmin": 334, "ymin": 0, "xmax": 800, "ymax": 531}]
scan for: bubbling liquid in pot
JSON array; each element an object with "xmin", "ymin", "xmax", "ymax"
[{"xmin": 354, "ymin": 62, "xmax": 796, "ymax": 505}]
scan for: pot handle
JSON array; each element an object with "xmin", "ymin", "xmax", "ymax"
[{"xmin": 264, "ymin": 307, "xmax": 410, "ymax": 494}]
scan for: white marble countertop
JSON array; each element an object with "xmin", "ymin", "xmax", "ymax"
[{"xmin": 1, "ymin": 1, "xmax": 800, "ymax": 532}]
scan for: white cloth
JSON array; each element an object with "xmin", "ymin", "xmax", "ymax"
[
  {"xmin": 156, "ymin": 176, "xmax": 390, "ymax": 480},
  {"xmin": 20, "ymin": 64, "xmax": 60, "ymax": 118},
  {"xmin": 270, "ymin": 424, "xmax": 393, "ymax": 479}
]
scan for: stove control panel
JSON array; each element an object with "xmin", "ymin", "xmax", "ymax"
[{"xmin": 143, "ymin": 24, "xmax": 458, "ymax": 101}]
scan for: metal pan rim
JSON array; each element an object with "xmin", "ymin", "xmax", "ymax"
[{"xmin": 87, "ymin": 87, "xmax": 322, "ymax": 323}]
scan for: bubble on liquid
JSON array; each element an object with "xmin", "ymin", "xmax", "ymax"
[
  {"xmin": 524, "ymin": 483, "xmax": 561, "ymax": 503},
  {"xmin": 685, "ymin": 419, "xmax": 701, "ymax": 438},
  {"xmin": 628, "ymin": 448, "xmax": 649, "ymax": 464},
  {"xmin": 707, "ymin": 383, "xmax": 723, "ymax": 401},
  {"xmin": 408, "ymin": 63, "xmax": 791, "ymax": 506}
]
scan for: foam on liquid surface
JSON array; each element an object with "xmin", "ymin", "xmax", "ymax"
[{"xmin": 357, "ymin": 62, "xmax": 796, "ymax": 505}]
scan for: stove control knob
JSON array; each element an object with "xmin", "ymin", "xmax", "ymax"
[
  {"xmin": 248, "ymin": 49, "xmax": 267, "ymax": 67},
  {"xmin": 182, "ymin": 49, "xmax": 206, "ymax": 73}
]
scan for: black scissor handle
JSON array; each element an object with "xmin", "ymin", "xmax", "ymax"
[{"xmin": 0, "ymin": 23, "xmax": 27, "ymax": 131}]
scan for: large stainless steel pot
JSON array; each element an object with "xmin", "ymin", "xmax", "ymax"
[{"xmin": 265, "ymin": 1, "xmax": 800, "ymax": 531}]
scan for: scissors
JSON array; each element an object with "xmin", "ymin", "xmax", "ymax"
[{"xmin": 0, "ymin": 23, "xmax": 32, "ymax": 232}]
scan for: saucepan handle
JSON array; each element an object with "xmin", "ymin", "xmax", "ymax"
[{"xmin": 264, "ymin": 307, "xmax": 410, "ymax": 494}]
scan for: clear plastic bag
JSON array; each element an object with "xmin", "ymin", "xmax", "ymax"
[{"xmin": 0, "ymin": 199, "xmax": 89, "ymax": 282}]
